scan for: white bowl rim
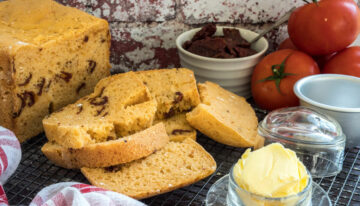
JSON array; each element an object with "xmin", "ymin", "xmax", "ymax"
[
  {"xmin": 294, "ymin": 74, "xmax": 360, "ymax": 113},
  {"xmin": 175, "ymin": 26, "xmax": 269, "ymax": 63}
]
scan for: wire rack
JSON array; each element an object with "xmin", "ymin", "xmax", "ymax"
[{"xmin": 4, "ymin": 109, "xmax": 360, "ymax": 205}]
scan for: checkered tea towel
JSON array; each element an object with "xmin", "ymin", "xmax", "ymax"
[{"xmin": 0, "ymin": 126, "xmax": 22, "ymax": 206}]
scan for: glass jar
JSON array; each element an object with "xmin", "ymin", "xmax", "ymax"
[
  {"xmin": 227, "ymin": 165, "xmax": 312, "ymax": 206},
  {"xmin": 258, "ymin": 106, "xmax": 345, "ymax": 178}
]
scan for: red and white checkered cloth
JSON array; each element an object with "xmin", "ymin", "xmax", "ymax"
[
  {"xmin": 30, "ymin": 182, "xmax": 145, "ymax": 206},
  {"xmin": 0, "ymin": 126, "xmax": 145, "ymax": 206},
  {"xmin": 0, "ymin": 126, "xmax": 22, "ymax": 206}
]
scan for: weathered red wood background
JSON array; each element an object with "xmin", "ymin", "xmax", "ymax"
[{"xmin": 57, "ymin": 0, "xmax": 359, "ymax": 73}]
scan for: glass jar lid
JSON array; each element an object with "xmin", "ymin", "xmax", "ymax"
[{"xmin": 259, "ymin": 106, "xmax": 345, "ymax": 145}]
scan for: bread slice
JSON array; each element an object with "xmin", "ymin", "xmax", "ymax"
[
  {"xmin": 136, "ymin": 68, "xmax": 200, "ymax": 120},
  {"xmin": 43, "ymin": 72, "xmax": 157, "ymax": 148},
  {"xmin": 154, "ymin": 113, "xmax": 196, "ymax": 142},
  {"xmin": 254, "ymin": 134, "xmax": 265, "ymax": 149},
  {"xmin": 41, "ymin": 123, "xmax": 169, "ymax": 169},
  {"xmin": 81, "ymin": 138, "xmax": 216, "ymax": 199},
  {"xmin": 186, "ymin": 81, "xmax": 263, "ymax": 148}
]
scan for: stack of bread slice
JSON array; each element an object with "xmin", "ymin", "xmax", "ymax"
[
  {"xmin": 42, "ymin": 68, "xmax": 264, "ymax": 199},
  {"xmin": 42, "ymin": 68, "xmax": 216, "ymax": 199}
]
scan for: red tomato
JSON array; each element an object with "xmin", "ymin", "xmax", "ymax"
[
  {"xmin": 313, "ymin": 53, "xmax": 336, "ymax": 70},
  {"xmin": 288, "ymin": 0, "xmax": 360, "ymax": 56},
  {"xmin": 278, "ymin": 38, "xmax": 298, "ymax": 50},
  {"xmin": 278, "ymin": 38, "xmax": 335, "ymax": 70},
  {"xmin": 323, "ymin": 46, "xmax": 360, "ymax": 77},
  {"xmin": 251, "ymin": 49, "xmax": 320, "ymax": 111}
]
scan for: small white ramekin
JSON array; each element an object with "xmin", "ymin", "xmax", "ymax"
[
  {"xmin": 294, "ymin": 74, "xmax": 360, "ymax": 148},
  {"xmin": 176, "ymin": 26, "xmax": 268, "ymax": 98}
]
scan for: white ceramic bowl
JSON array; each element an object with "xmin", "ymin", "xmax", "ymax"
[
  {"xmin": 294, "ymin": 74, "xmax": 360, "ymax": 148},
  {"xmin": 176, "ymin": 26, "xmax": 269, "ymax": 98}
]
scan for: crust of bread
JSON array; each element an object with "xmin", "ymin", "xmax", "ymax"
[
  {"xmin": 81, "ymin": 138, "xmax": 216, "ymax": 199},
  {"xmin": 0, "ymin": 49, "xmax": 15, "ymax": 133},
  {"xmin": 254, "ymin": 134, "xmax": 265, "ymax": 150},
  {"xmin": 42, "ymin": 123, "xmax": 169, "ymax": 169}
]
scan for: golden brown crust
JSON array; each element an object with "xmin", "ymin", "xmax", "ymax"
[
  {"xmin": 254, "ymin": 134, "xmax": 265, "ymax": 150},
  {"xmin": 80, "ymin": 138, "xmax": 216, "ymax": 199},
  {"xmin": 42, "ymin": 123, "xmax": 169, "ymax": 169},
  {"xmin": 0, "ymin": 49, "xmax": 15, "ymax": 132}
]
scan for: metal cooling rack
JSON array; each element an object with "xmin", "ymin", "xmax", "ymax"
[{"xmin": 4, "ymin": 109, "xmax": 360, "ymax": 205}]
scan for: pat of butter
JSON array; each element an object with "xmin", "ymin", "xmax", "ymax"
[{"xmin": 233, "ymin": 143, "xmax": 308, "ymax": 198}]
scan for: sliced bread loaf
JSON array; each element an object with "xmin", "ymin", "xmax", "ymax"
[
  {"xmin": 81, "ymin": 138, "xmax": 216, "ymax": 199},
  {"xmin": 154, "ymin": 113, "xmax": 196, "ymax": 142},
  {"xmin": 186, "ymin": 81, "xmax": 263, "ymax": 148},
  {"xmin": 0, "ymin": 0, "xmax": 111, "ymax": 142},
  {"xmin": 41, "ymin": 123, "xmax": 169, "ymax": 169},
  {"xmin": 136, "ymin": 68, "xmax": 200, "ymax": 120},
  {"xmin": 43, "ymin": 72, "xmax": 157, "ymax": 148}
]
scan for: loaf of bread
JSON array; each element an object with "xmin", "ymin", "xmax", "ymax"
[
  {"xmin": 0, "ymin": 0, "xmax": 111, "ymax": 142},
  {"xmin": 41, "ymin": 123, "xmax": 169, "ymax": 169},
  {"xmin": 81, "ymin": 138, "xmax": 216, "ymax": 199},
  {"xmin": 154, "ymin": 113, "xmax": 196, "ymax": 142},
  {"xmin": 186, "ymin": 81, "xmax": 263, "ymax": 148},
  {"xmin": 43, "ymin": 72, "xmax": 157, "ymax": 148},
  {"xmin": 136, "ymin": 68, "xmax": 200, "ymax": 119}
]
